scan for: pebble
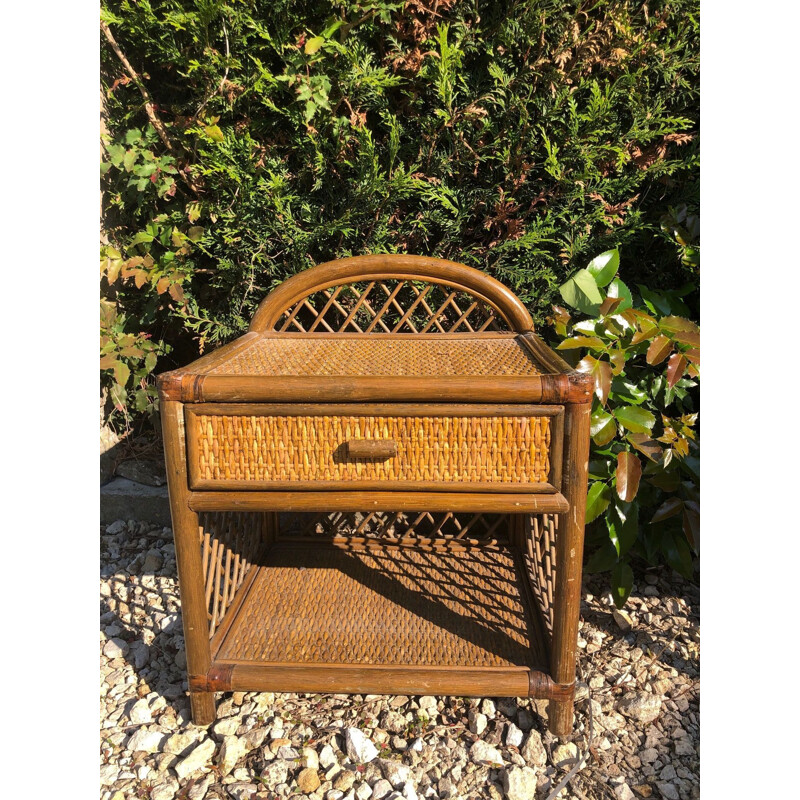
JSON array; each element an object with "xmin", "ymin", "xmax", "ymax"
[
  {"xmin": 126, "ymin": 727, "xmax": 165, "ymax": 753},
  {"xmin": 372, "ymin": 780, "xmax": 394, "ymax": 800},
  {"xmin": 501, "ymin": 766, "xmax": 537, "ymax": 800},
  {"xmin": 505, "ymin": 722, "xmax": 524, "ymax": 748},
  {"xmin": 469, "ymin": 740, "xmax": 504, "ymax": 766},
  {"xmin": 552, "ymin": 742, "xmax": 578, "ymax": 766},
  {"xmin": 174, "ymin": 738, "xmax": 215, "ymax": 780},
  {"xmin": 613, "ymin": 609, "xmax": 634, "ymax": 632},
  {"xmin": 468, "ymin": 710, "xmax": 487, "ymax": 736},
  {"xmin": 297, "ymin": 768, "xmax": 322, "ymax": 793},
  {"xmin": 260, "ymin": 759, "xmax": 289, "ymax": 786},
  {"xmin": 103, "ymin": 638, "xmax": 129, "ymax": 659},
  {"xmin": 345, "ymin": 728, "xmax": 379, "ymax": 763},
  {"xmin": 129, "ymin": 697, "xmax": 153, "ymax": 724},
  {"xmin": 520, "ymin": 730, "xmax": 547, "ymax": 767},
  {"xmin": 614, "ymin": 783, "xmax": 635, "ymax": 800},
  {"xmin": 617, "ymin": 692, "xmax": 662, "ymax": 724},
  {"xmin": 218, "ymin": 736, "xmax": 248, "ymax": 776},
  {"xmin": 657, "ymin": 783, "xmax": 680, "ymax": 800}
]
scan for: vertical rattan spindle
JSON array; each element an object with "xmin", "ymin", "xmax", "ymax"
[
  {"xmin": 161, "ymin": 398, "xmax": 216, "ymax": 725},
  {"xmin": 548, "ymin": 400, "xmax": 591, "ymax": 736}
]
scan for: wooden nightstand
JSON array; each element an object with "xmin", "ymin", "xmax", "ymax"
[{"xmin": 158, "ymin": 255, "xmax": 591, "ymax": 735}]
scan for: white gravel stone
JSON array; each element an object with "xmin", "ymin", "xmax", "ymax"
[
  {"xmin": 480, "ymin": 699, "xmax": 496, "ymax": 717},
  {"xmin": 505, "ymin": 722, "xmax": 524, "ymax": 748},
  {"xmin": 164, "ymin": 730, "xmax": 201, "ymax": 756},
  {"xmin": 212, "ymin": 717, "xmax": 240, "ymax": 737},
  {"xmin": 501, "ymin": 766, "xmax": 537, "ymax": 800},
  {"xmin": 614, "ymin": 783, "xmax": 636, "ymax": 800},
  {"xmin": 379, "ymin": 758, "xmax": 412, "ymax": 788},
  {"xmin": 99, "ymin": 764, "xmax": 120, "ymax": 786},
  {"xmin": 103, "ymin": 638, "xmax": 129, "ymax": 659},
  {"xmin": 302, "ymin": 746, "xmax": 320, "ymax": 769},
  {"xmin": 355, "ymin": 783, "xmax": 373, "ymax": 800},
  {"xmin": 657, "ymin": 783, "xmax": 680, "ymax": 800},
  {"xmin": 520, "ymin": 730, "xmax": 546, "ymax": 767},
  {"xmin": 372, "ymin": 780, "xmax": 394, "ymax": 800},
  {"xmin": 469, "ymin": 740, "xmax": 504, "ymax": 766},
  {"xmin": 345, "ymin": 727, "xmax": 379, "ymax": 763},
  {"xmin": 552, "ymin": 742, "xmax": 577, "ymax": 766},
  {"xmin": 319, "ymin": 744, "xmax": 337, "ymax": 768},
  {"xmin": 218, "ymin": 736, "xmax": 248, "ymax": 776},
  {"xmin": 467, "ymin": 710, "xmax": 487, "ymax": 735},
  {"xmin": 129, "ymin": 698, "xmax": 153, "ymax": 725},
  {"xmin": 616, "ymin": 691, "xmax": 662, "ymax": 724},
  {"xmin": 418, "ymin": 696, "xmax": 437, "ymax": 710},
  {"xmin": 174, "ymin": 738, "xmax": 216, "ymax": 780},
  {"xmin": 260, "ymin": 759, "xmax": 289, "ymax": 786},
  {"xmin": 126, "ymin": 728, "xmax": 165, "ymax": 753},
  {"xmin": 150, "ymin": 782, "xmax": 177, "ymax": 800}
]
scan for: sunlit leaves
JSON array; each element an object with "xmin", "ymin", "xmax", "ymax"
[
  {"xmin": 614, "ymin": 405, "xmax": 656, "ymax": 434},
  {"xmin": 577, "ymin": 355, "xmax": 612, "ymax": 405},
  {"xmin": 586, "ymin": 482, "xmax": 612, "ymax": 523},
  {"xmin": 586, "ymin": 248, "xmax": 620, "ymax": 287},
  {"xmin": 616, "ymin": 452, "xmax": 642, "ymax": 501},
  {"xmin": 559, "ymin": 268, "xmax": 604, "ymax": 314}
]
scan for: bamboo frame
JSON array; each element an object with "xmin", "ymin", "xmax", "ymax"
[{"xmin": 159, "ymin": 255, "xmax": 590, "ymax": 735}]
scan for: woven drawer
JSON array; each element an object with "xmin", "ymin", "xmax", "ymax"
[{"xmin": 185, "ymin": 404, "xmax": 563, "ymax": 492}]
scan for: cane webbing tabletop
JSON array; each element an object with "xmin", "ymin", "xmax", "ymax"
[
  {"xmin": 213, "ymin": 542, "xmax": 548, "ymax": 671},
  {"xmin": 191, "ymin": 334, "xmax": 543, "ymax": 378}
]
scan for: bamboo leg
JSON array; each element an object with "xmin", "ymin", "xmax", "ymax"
[
  {"xmin": 161, "ymin": 398, "xmax": 216, "ymax": 725},
  {"xmin": 548, "ymin": 402, "xmax": 591, "ymax": 736}
]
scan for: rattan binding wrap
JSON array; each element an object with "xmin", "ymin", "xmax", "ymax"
[
  {"xmin": 205, "ymin": 336, "xmax": 541, "ymax": 377},
  {"xmin": 214, "ymin": 543, "xmax": 546, "ymax": 669},
  {"xmin": 193, "ymin": 413, "xmax": 551, "ymax": 485}
]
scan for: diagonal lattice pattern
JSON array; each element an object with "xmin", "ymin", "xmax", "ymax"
[{"xmin": 276, "ymin": 280, "xmax": 508, "ymax": 333}]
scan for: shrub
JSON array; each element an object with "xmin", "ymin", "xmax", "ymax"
[
  {"xmin": 100, "ymin": 0, "xmax": 699, "ymax": 425},
  {"xmin": 552, "ymin": 245, "xmax": 699, "ymax": 605}
]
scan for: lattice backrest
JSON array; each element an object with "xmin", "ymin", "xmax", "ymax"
[{"xmin": 249, "ymin": 254, "xmax": 534, "ymax": 334}]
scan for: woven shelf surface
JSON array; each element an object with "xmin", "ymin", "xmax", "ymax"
[
  {"xmin": 198, "ymin": 335, "xmax": 542, "ymax": 377},
  {"xmin": 214, "ymin": 542, "xmax": 547, "ymax": 670}
]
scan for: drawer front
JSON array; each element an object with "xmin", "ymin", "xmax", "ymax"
[{"xmin": 185, "ymin": 404, "xmax": 563, "ymax": 492}]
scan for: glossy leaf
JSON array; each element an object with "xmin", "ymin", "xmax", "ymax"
[
  {"xmin": 662, "ymin": 529, "xmax": 694, "ymax": 579},
  {"xmin": 609, "ymin": 349, "xmax": 626, "ymax": 375},
  {"xmin": 610, "ymin": 376, "xmax": 648, "ymax": 405},
  {"xmin": 614, "ymin": 405, "xmax": 656, "ymax": 434},
  {"xmin": 627, "ymin": 433, "xmax": 663, "ymax": 462},
  {"xmin": 591, "ymin": 407, "xmax": 617, "ymax": 446},
  {"xmin": 659, "ymin": 316, "xmax": 699, "ymax": 334},
  {"xmin": 637, "ymin": 285, "xmax": 672, "ymax": 315},
  {"xmin": 585, "ymin": 540, "xmax": 618, "ymax": 573},
  {"xmin": 304, "ymin": 36, "xmax": 325, "ymax": 54},
  {"xmin": 559, "ymin": 268, "xmax": 604, "ymax": 314},
  {"xmin": 682, "ymin": 501, "xmax": 700, "ymax": 551},
  {"xmin": 616, "ymin": 452, "xmax": 642, "ymax": 502},
  {"xmin": 203, "ymin": 124, "xmax": 224, "ymax": 143},
  {"xmin": 611, "ymin": 561, "xmax": 634, "ymax": 607},
  {"xmin": 586, "ymin": 248, "xmax": 620, "ymax": 287},
  {"xmin": 646, "ymin": 335, "xmax": 672, "ymax": 365},
  {"xmin": 606, "ymin": 277, "xmax": 633, "ymax": 312},
  {"xmin": 598, "ymin": 295, "xmax": 623, "ymax": 316},
  {"xmin": 666, "ymin": 352, "xmax": 688, "ymax": 388},
  {"xmin": 650, "ymin": 497, "xmax": 684, "ymax": 524},
  {"xmin": 578, "ymin": 355, "xmax": 613, "ymax": 406},
  {"xmin": 586, "ymin": 482, "xmax": 612, "ymax": 523},
  {"xmin": 671, "ymin": 329, "xmax": 700, "ymax": 347},
  {"xmin": 557, "ymin": 336, "xmax": 606, "ymax": 351},
  {"xmin": 608, "ymin": 501, "xmax": 639, "ymax": 557}
]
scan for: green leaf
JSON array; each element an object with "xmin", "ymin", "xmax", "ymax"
[
  {"xmin": 129, "ymin": 231, "xmax": 154, "ymax": 246},
  {"xmin": 650, "ymin": 497, "xmax": 684, "ymax": 524},
  {"xmin": 662, "ymin": 529, "xmax": 695, "ymax": 579},
  {"xmin": 113, "ymin": 361, "xmax": 130, "ymax": 387},
  {"xmin": 187, "ymin": 226, "xmax": 205, "ymax": 242},
  {"xmin": 609, "ymin": 376, "xmax": 647, "ymax": 405},
  {"xmin": 637, "ymin": 285, "xmax": 672, "ymax": 316},
  {"xmin": 586, "ymin": 482, "xmax": 612, "ymax": 524},
  {"xmin": 606, "ymin": 278, "xmax": 633, "ymax": 312},
  {"xmin": 557, "ymin": 336, "xmax": 606, "ymax": 351},
  {"xmin": 203, "ymin": 124, "xmax": 224, "ymax": 143},
  {"xmin": 123, "ymin": 149, "xmax": 137, "ymax": 172},
  {"xmin": 109, "ymin": 383, "xmax": 127, "ymax": 411},
  {"xmin": 586, "ymin": 248, "xmax": 620, "ymax": 287},
  {"xmin": 559, "ymin": 269, "xmax": 604, "ymax": 314},
  {"xmin": 144, "ymin": 351, "xmax": 157, "ymax": 372},
  {"xmin": 611, "ymin": 561, "xmax": 634, "ymax": 608},
  {"xmin": 585, "ymin": 539, "xmax": 618, "ymax": 573},
  {"xmin": 304, "ymin": 36, "xmax": 325, "ymax": 54},
  {"xmin": 614, "ymin": 406, "xmax": 656, "ymax": 434},
  {"xmin": 609, "ymin": 502, "xmax": 639, "ymax": 557},
  {"xmin": 591, "ymin": 407, "xmax": 617, "ymax": 446},
  {"xmin": 124, "ymin": 128, "xmax": 142, "ymax": 145}
]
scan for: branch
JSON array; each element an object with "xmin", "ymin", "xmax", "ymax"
[{"xmin": 100, "ymin": 20, "xmax": 174, "ymax": 152}]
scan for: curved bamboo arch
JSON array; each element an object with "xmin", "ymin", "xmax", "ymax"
[{"xmin": 249, "ymin": 254, "xmax": 535, "ymax": 334}]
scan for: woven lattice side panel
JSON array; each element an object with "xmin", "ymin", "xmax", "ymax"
[
  {"xmin": 277, "ymin": 280, "xmax": 509, "ymax": 333},
  {"xmin": 199, "ymin": 512, "xmax": 271, "ymax": 638},
  {"xmin": 522, "ymin": 514, "xmax": 558, "ymax": 640},
  {"xmin": 278, "ymin": 511, "xmax": 511, "ymax": 547}
]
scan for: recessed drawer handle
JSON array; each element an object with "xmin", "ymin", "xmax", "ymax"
[{"xmin": 347, "ymin": 439, "xmax": 398, "ymax": 459}]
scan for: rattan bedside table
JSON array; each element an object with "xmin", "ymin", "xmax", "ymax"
[{"xmin": 158, "ymin": 254, "xmax": 591, "ymax": 736}]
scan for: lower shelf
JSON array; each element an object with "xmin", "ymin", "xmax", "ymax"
[{"xmin": 206, "ymin": 541, "xmax": 554, "ymax": 697}]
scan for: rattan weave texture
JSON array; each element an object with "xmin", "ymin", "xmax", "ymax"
[
  {"xmin": 193, "ymin": 413, "xmax": 551, "ymax": 484},
  {"xmin": 215, "ymin": 544, "xmax": 545, "ymax": 668},
  {"xmin": 205, "ymin": 336, "xmax": 541, "ymax": 377}
]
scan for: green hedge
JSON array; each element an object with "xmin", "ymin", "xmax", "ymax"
[{"xmin": 101, "ymin": 0, "xmax": 698, "ymax": 422}]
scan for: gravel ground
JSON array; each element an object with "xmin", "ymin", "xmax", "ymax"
[{"xmin": 100, "ymin": 520, "xmax": 699, "ymax": 800}]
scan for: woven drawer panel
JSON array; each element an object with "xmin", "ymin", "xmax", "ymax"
[
  {"xmin": 193, "ymin": 413, "xmax": 551, "ymax": 485},
  {"xmin": 206, "ymin": 337, "xmax": 541, "ymax": 377},
  {"xmin": 216, "ymin": 545, "xmax": 538, "ymax": 667}
]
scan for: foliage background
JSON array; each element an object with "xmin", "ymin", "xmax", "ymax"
[{"xmin": 100, "ymin": 0, "xmax": 699, "ymax": 588}]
